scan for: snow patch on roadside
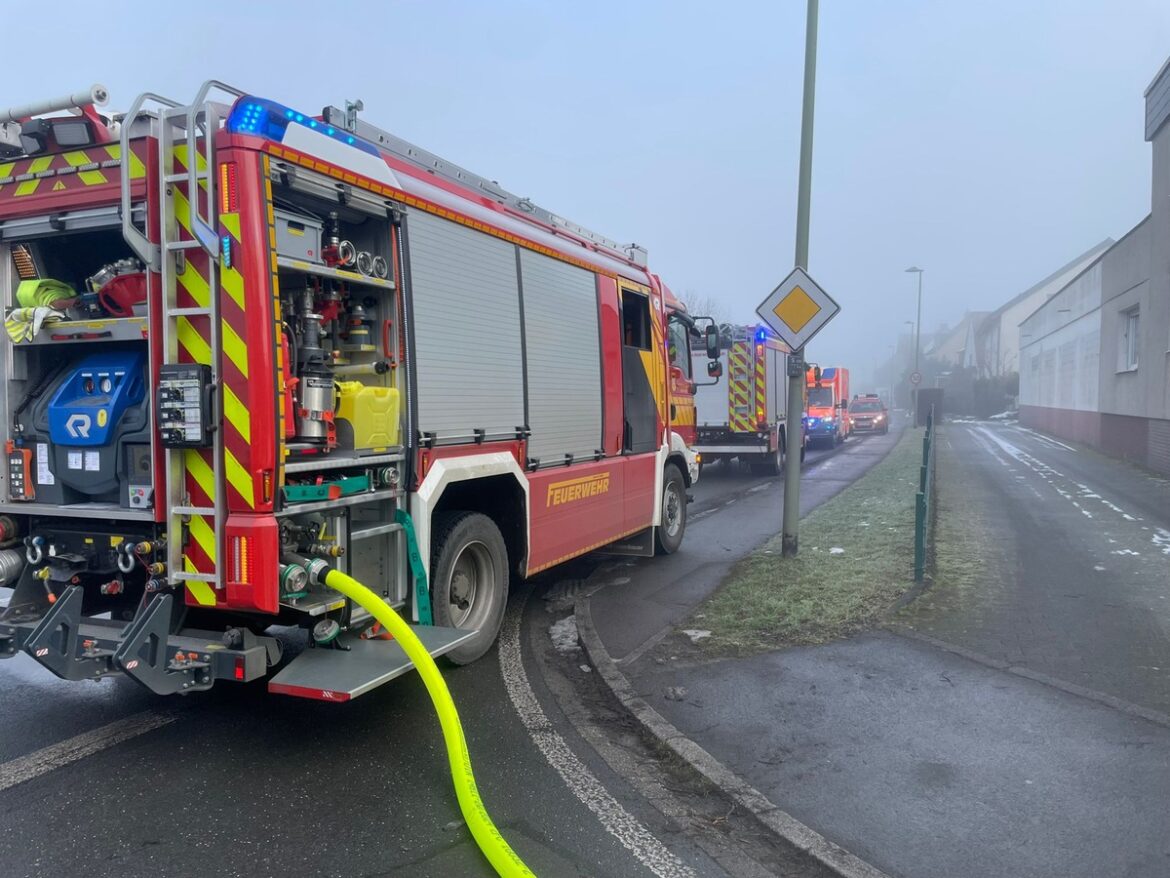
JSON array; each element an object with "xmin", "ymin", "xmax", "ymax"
[
  {"xmin": 1153, "ymin": 529, "xmax": 1170, "ymax": 556},
  {"xmin": 550, "ymin": 615, "xmax": 580, "ymax": 653}
]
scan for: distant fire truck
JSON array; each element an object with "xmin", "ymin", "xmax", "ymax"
[
  {"xmin": 692, "ymin": 325, "xmax": 802, "ymax": 474},
  {"xmin": 0, "ymin": 82, "xmax": 717, "ymax": 701}
]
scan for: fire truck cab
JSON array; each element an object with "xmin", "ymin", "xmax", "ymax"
[{"xmin": 0, "ymin": 82, "xmax": 711, "ymax": 701}]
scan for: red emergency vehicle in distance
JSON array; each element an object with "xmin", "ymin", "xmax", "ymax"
[{"xmin": 805, "ymin": 366, "xmax": 850, "ymax": 447}]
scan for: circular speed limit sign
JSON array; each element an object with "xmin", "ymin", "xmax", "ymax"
[{"xmin": 910, "ymin": 371, "xmax": 922, "ymax": 386}]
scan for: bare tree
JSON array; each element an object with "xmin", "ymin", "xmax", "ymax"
[{"xmin": 680, "ymin": 290, "xmax": 730, "ymax": 323}]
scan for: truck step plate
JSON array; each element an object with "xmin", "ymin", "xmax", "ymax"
[{"xmin": 267, "ymin": 626, "xmax": 476, "ymax": 702}]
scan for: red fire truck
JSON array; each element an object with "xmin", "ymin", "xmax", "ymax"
[
  {"xmin": 0, "ymin": 82, "xmax": 715, "ymax": 701},
  {"xmin": 692, "ymin": 325, "xmax": 802, "ymax": 474}
]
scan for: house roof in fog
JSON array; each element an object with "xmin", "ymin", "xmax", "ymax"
[{"xmin": 979, "ymin": 238, "xmax": 1114, "ymax": 332}]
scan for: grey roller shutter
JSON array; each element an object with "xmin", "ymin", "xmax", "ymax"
[
  {"xmin": 407, "ymin": 210, "xmax": 524, "ymax": 441},
  {"xmin": 519, "ymin": 249, "xmax": 602, "ymax": 464}
]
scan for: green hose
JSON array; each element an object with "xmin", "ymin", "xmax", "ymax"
[{"xmin": 323, "ymin": 568, "xmax": 535, "ymax": 878}]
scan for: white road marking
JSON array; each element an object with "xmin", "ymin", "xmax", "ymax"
[
  {"xmin": 499, "ymin": 598, "xmax": 697, "ymax": 878},
  {"xmin": 1013, "ymin": 425, "xmax": 1077, "ymax": 452},
  {"xmin": 0, "ymin": 710, "xmax": 176, "ymax": 793}
]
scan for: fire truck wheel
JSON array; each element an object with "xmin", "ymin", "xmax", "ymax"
[
  {"xmin": 751, "ymin": 442, "xmax": 783, "ymax": 476},
  {"xmin": 655, "ymin": 463, "xmax": 687, "ymax": 555},
  {"xmin": 430, "ymin": 511, "xmax": 510, "ymax": 665}
]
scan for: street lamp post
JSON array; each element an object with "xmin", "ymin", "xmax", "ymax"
[
  {"xmin": 900, "ymin": 320, "xmax": 914, "ymax": 409},
  {"xmin": 904, "ymin": 267, "xmax": 924, "ymax": 375},
  {"xmin": 905, "ymin": 267, "xmax": 924, "ymax": 421}
]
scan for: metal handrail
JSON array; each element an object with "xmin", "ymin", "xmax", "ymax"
[
  {"xmin": 119, "ymin": 92, "xmax": 182, "ymax": 268},
  {"xmin": 186, "ymin": 80, "xmax": 245, "ymax": 255}
]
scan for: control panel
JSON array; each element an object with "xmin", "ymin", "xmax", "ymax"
[
  {"xmin": 126, "ymin": 484, "xmax": 154, "ymax": 508},
  {"xmin": 7, "ymin": 445, "xmax": 33, "ymax": 501},
  {"xmin": 157, "ymin": 364, "xmax": 215, "ymax": 448}
]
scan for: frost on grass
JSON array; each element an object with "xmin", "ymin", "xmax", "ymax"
[
  {"xmin": 693, "ymin": 430, "xmax": 923, "ymax": 655},
  {"xmin": 681, "ymin": 629, "xmax": 712, "ymax": 642}
]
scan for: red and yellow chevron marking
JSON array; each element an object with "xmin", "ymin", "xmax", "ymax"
[
  {"xmin": 754, "ymin": 343, "xmax": 766, "ymax": 427},
  {"xmin": 0, "ymin": 143, "xmax": 146, "ymax": 199},
  {"xmin": 728, "ymin": 342, "xmax": 754, "ymax": 433},
  {"xmin": 170, "ymin": 145, "xmax": 255, "ymax": 519}
]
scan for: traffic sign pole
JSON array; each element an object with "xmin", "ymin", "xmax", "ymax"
[{"xmin": 782, "ymin": 0, "xmax": 819, "ymax": 558}]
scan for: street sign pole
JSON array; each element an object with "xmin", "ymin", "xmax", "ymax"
[{"xmin": 782, "ymin": 0, "xmax": 819, "ymax": 558}]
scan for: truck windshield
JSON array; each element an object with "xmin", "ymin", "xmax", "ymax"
[
  {"xmin": 850, "ymin": 401, "xmax": 883, "ymax": 413},
  {"xmin": 807, "ymin": 387, "xmax": 834, "ymax": 407}
]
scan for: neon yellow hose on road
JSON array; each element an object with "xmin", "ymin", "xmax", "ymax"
[{"xmin": 323, "ymin": 569, "xmax": 535, "ymax": 878}]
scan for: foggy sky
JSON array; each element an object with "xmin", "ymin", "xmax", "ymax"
[{"xmin": 6, "ymin": 1, "xmax": 1169, "ymax": 390}]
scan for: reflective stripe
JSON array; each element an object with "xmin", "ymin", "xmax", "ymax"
[
  {"xmin": 220, "ymin": 265, "xmax": 245, "ymax": 311},
  {"xmin": 187, "ymin": 513, "xmax": 217, "ymax": 566},
  {"xmin": 177, "ymin": 317, "xmax": 211, "ymax": 365},
  {"xmin": 184, "ymin": 449, "xmax": 216, "ymax": 505},
  {"xmin": 62, "ymin": 150, "xmax": 107, "ymax": 186},
  {"xmin": 225, "ymin": 449, "xmax": 255, "ymax": 509},
  {"xmin": 184, "ymin": 560, "xmax": 218, "ymax": 607},
  {"xmin": 221, "ymin": 212, "xmax": 241, "ymax": 240},
  {"xmin": 103, "ymin": 144, "xmax": 146, "ymax": 179},
  {"xmin": 222, "ymin": 320, "xmax": 249, "ymax": 378},
  {"xmin": 222, "ymin": 384, "xmax": 251, "ymax": 443}
]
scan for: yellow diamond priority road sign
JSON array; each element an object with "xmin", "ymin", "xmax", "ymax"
[{"xmin": 756, "ymin": 266, "xmax": 840, "ymax": 350}]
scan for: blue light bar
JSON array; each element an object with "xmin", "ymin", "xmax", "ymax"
[{"xmin": 227, "ymin": 96, "xmax": 379, "ymax": 157}]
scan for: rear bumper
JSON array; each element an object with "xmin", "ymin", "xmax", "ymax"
[{"xmin": 1, "ymin": 582, "xmax": 278, "ymax": 694}]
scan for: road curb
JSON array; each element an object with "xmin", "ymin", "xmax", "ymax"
[{"xmin": 575, "ymin": 595, "xmax": 891, "ymax": 878}]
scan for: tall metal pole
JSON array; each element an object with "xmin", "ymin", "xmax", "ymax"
[
  {"xmin": 782, "ymin": 0, "xmax": 818, "ymax": 558},
  {"xmin": 914, "ymin": 271, "xmax": 923, "ymax": 375}
]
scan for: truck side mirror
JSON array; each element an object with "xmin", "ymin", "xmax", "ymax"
[
  {"xmin": 707, "ymin": 360, "xmax": 723, "ymax": 379},
  {"xmin": 704, "ymin": 325, "xmax": 719, "ymax": 359}
]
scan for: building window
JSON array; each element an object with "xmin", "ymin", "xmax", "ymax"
[{"xmin": 1121, "ymin": 307, "xmax": 1139, "ymax": 371}]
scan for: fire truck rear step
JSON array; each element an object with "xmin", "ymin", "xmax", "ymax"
[
  {"xmin": 267, "ymin": 626, "xmax": 475, "ymax": 702},
  {"xmin": 3, "ymin": 586, "xmax": 278, "ymax": 693}
]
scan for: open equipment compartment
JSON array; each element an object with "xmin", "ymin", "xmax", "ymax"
[
  {"xmin": 267, "ymin": 161, "xmax": 411, "ymax": 625},
  {"xmin": 0, "ymin": 205, "xmax": 156, "ymax": 518}
]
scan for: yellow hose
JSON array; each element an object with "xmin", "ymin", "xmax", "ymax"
[{"xmin": 323, "ymin": 569, "xmax": 535, "ymax": 878}]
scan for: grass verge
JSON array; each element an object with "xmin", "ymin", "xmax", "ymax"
[{"xmin": 694, "ymin": 430, "xmax": 923, "ymax": 656}]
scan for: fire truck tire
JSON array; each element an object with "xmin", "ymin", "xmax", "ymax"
[
  {"xmin": 430, "ymin": 511, "xmax": 509, "ymax": 665},
  {"xmin": 655, "ymin": 463, "xmax": 687, "ymax": 555},
  {"xmin": 751, "ymin": 441, "xmax": 783, "ymax": 476}
]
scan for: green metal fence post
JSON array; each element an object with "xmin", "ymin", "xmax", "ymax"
[{"xmin": 914, "ymin": 491, "xmax": 926, "ymax": 581}]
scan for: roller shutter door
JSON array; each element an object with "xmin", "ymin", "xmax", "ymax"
[
  {"xmin": 519, "ymin": 249, "xmax": 602, "ymax": 464},
  {"xmin": 407, "ymin": 211, "xmax": 524, "ymax": 441}
]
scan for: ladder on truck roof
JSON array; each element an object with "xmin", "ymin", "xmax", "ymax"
[
  {"xmin": 120, "ymin": 82, "xmax": 244, "ymax": 596},
  {"xmin": 319, "ymin": 104, "xmax": 649, "ymax": 268}
]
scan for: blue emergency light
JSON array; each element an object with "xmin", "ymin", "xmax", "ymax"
[{"xmin": 227, "ymin": 97, "xmax": 379, "ymax": 157}]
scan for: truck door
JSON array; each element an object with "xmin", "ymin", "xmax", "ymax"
[
  {"xmin": 667, "ymin": 312, "xmax": 695, "ymax": 446},
  {"xmin": 620, "ymin": 284, "xmax": 663, "ymax": 530}
]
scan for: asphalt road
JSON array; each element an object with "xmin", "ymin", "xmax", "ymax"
[
  {"xmin": 641, "ymin": 419, "xmax": 1170, "ymax": 878},
  {"xmin": 0, "ymin": 428, "xmax": 888, "ymax": 878}
]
